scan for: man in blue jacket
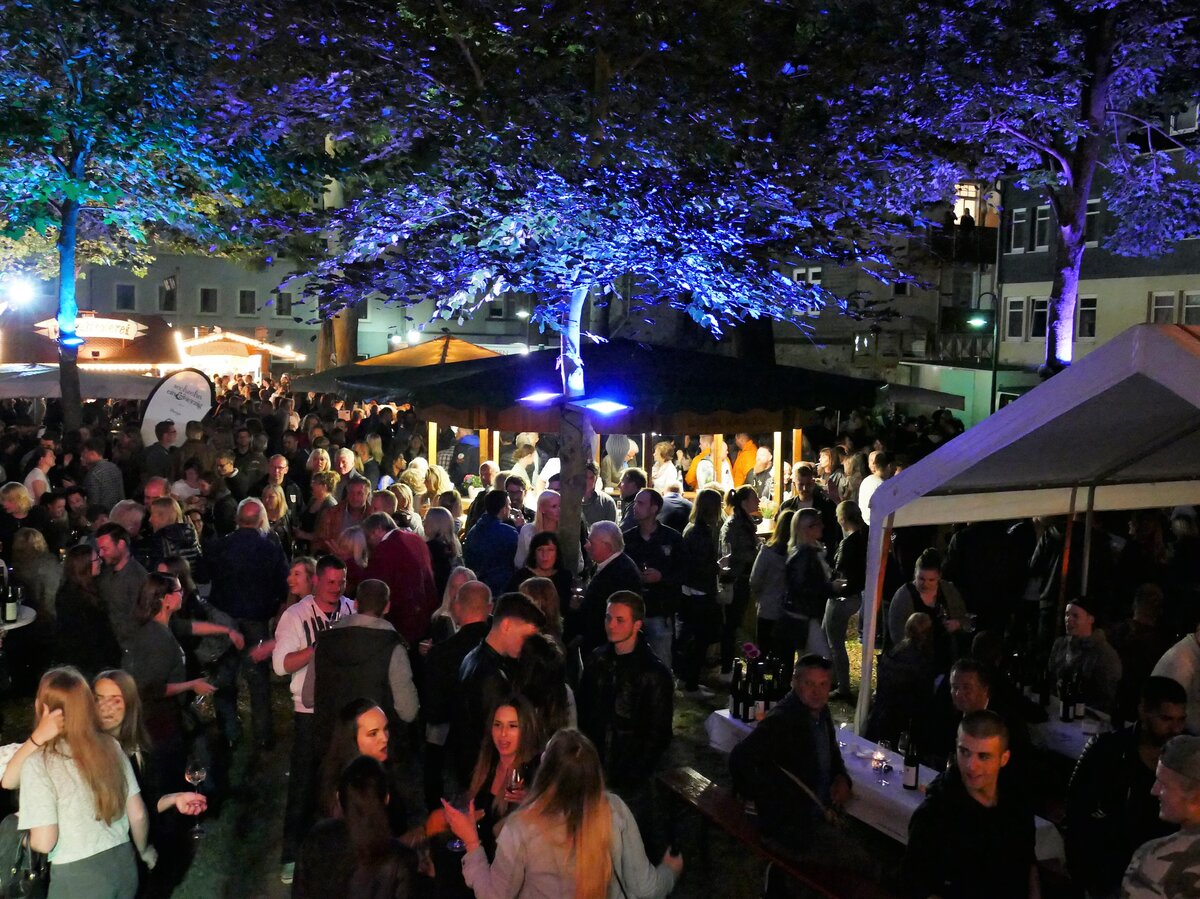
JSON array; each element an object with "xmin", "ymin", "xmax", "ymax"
[
  {"xmin": 207, "ymin": 497, "xmax": 289, "ymax": 750},
  {"xmin": 463, "ymin": 489, "xmax": 519, "ymax": 597}
]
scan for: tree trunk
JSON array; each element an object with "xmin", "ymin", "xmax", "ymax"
[
  {"xmin": 316, "ymin": 320, "xmax": 334, "ymax": 371},
  {"xmin": 332, "ymin": 305, "xmax": 359, "ymax": 366},
  {"xmin": 57, "ymin": 196, "xmax": 83, "ymax": 431},
  {"xmin": 1042, "ymin": 13, "xmax": 1114, "ymax": 376},
  {"xmin": 1043, "ymin": 217, "xmax": 1085, "ymax": 376},
  {"xmin": 557, "ymin": 285, "xmax": 592, "ymax": 570}
]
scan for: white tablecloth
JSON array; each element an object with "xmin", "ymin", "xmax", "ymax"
[
  {"xmin": 704, "ymin": 709, "xmax": 1066, "ymax": 863},
  {"xmin": 1029, "ymin": 709, "xmax": 1106, "ymax": 761}
]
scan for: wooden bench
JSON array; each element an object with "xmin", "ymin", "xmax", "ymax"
[{"xmin": 657, "ymin": 766, "xmax": 897, "ymax": 899}]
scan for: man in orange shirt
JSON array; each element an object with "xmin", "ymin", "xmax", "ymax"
[
  {"xmin": 684, "ymin": 435, "xmax": 712, "ymax": 490},
  {"xmin": 731, "ymin": 433, "xmax": 758, "ymax": 487}
]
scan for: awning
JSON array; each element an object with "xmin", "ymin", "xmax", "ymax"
[
  {"xmin": 331, "ymin": 338, "xmax": 883, "ymax": 432},
  {"xmin": 879, "ymin": 383, "xmax": 966, "ymax": 411},
  {"xmin": 0, "ymin": 365, "xmax": 158, "ymax": 400},
  {"xmin": 291, "ymin": 334, "xmax": 500, "ymax": 395}
]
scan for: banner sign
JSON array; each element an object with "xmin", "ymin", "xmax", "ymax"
[{"xmin": 141, "ymin": 368, "xmax": 216, "ymax": 449}]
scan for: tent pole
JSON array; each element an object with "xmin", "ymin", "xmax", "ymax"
[
  {"xmin": 592, "ymin": 433, "xmax": 601, "ymax": 468},
  {"xmin": 479, "ymin": 428, "xmax": 491, "ymax": 466},
  {"xmin": 791, "ymin": 428, "xmax": 804, "ymax": 469},
  {"xmin": 771, "ymin": 431, "xmax": 783, "ymax": 504},
  {"xmin": 855, "ymin": 513, "xmax": 893, "ymax": 733},
  {"xmin": 1057, "ymin": 488, "xmax": 1078, "ymax": 634},
  {"xmin": 1081, "ymin": 485, "xmax": 1096, "ymax": 598},
  {"xmin": 492, "ymin": 430, "xmax": 501, "ymax": 464},
  {"xmin": 427, "ymin": 420, "xmax": 438, "ymax": 464}
]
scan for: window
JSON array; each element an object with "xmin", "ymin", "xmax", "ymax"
[
  {"xmin": 893, "ymin": 282, "xmax": 910, "ymax": 297},
  {"xmin": 1077, "ymin": 297, "xmax": 1098, "ymax": 339},
  {"xmin": 199, "ymin": 287, "xmax": 219, "ymax": 315},
  {"xmin": 1170, "ymin": 103, "xmax": 1198, "ymax": 135},
  {"xmin": 1084, "ymin": 199, "xmax": 1101, "ymax": 247},
  {"xmin": 1034, "ymin": 206, "xmax": 1051, "ymax": 251},
  {"xmin": 114, "ymin": 284, "xmax": 136, "ymax": 312},
  {"xmin": 157, "ymin": 283, "xmax": 177, "ymax": 313},
  {"xmin": 1150, "ymin": 292, "xmax": 1177, "ymax": 324},
  {"xmin": 238, "ymin": 289, "xmax": 257, "ymax": 316},
  {"xmin": 354, "ymin": 299, "xmax": 370, "ymax": 322},
  {"xmin": 1030, "ymin": 298, "xmax": 1049, "ymax": 338},
  {"xmin": 1184, "ymin": 293, "xmax": 1200, "ymax": 326},
  {"xmin": 275, "ymin": 291, "xmax": 292, "ymax": 317},
  {"xmin": 1004, "ymin": 297, "xmax": 1026, "ymax": 340},
  {"xmin": 1008, "ymin": 208, "xmax": 1028, "ymax": 253},
  {"xmin": 487, "ymin": 300, "xmax": 505, "ymax": 320}
]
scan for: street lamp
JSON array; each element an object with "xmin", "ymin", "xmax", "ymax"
[{"xmin": 970, "ymin": 291, "xmax": 1000, "ymax": 415}]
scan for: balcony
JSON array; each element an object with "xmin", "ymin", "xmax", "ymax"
[{"xmin": 925, "ymin": 226, "xmax": 999, "ymax": 266}]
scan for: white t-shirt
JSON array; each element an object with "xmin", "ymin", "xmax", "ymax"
[
  {"xmin": 272, "ymin": 594, "xmax": 356, "ymax": 713},
  {"xmin": 858, "ymin": 473, "xmax": 883, "ymax": 525},
  {"xmin": 19, "ymin": 740, "xmax": 139, "ymax": 865},
  {"xmin": 23, "ymin": 468, "xmax": 49, "ymax": 499}
]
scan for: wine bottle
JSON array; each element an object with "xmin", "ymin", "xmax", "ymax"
[
  {"xmin": 740, "ymin": 660, "xmax": 756, "ymax": 723},
  {"xmin": 762, "ymin": 672, "xmax": 775, "ymax": 715},
  {"xmin": 729, "ymin": 659, "xmax": 744, "ymax": 717},
  {"xmin": 1072, "ymin": 674, "xmax": 1086, "ymax": 720},
  {"xmin": 1038, "ymin": 671, "xmax": 1050, "ymax": 708},
  {"xmin": 1059, "ymin": 676, "xmax": 1073, "ymax": 723},
  {"xmin": 902, "ymin": 736, "xmax": 920, "ymax": 790},
  {"xmin": 2, "ymin": 584, "xmax": 17, "ymax": 624}
]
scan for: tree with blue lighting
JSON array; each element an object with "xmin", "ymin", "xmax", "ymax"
[
  {"xmin": 822, "ymin": 0, "xmax": 1200, "ymax": 374},
  {"xmin": 0, "ymin": 0, "xmax": 325, "ymax": 427},
  {"xmin": 261, "ymin": 0, "xmax": 942, "ymax": 558}
]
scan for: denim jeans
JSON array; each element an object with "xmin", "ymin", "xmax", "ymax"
[
  {"xmin": 642, "ymin": 615, "xmax": 673, "ymax": 670},
  {"xmin": 823, "ymin": 592, "xmax": 862, "ymax": 694},
  {"xmin": 215, "ymin": 618, "xmax": 274, "ymax": 746}
]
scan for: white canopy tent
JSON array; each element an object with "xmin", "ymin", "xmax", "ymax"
[
  {"xmin": 0, "ymin": 365, "xmax": 158, "ymax": 400},
  {"xmin": 855, "ymin": 324, "xmax": 1200, "ymax": 728}
]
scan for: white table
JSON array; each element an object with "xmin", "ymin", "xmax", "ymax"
[
  {"xmin": 0, "ymin": 606, "xmax": 36, "ymax": 633},
  {"xmin": 704, "ymin": 709, "xmax": 1066, "ymax": 863},
  {"xmin": 1029, "ymin": 708, "xmax": 1107, "ymax": 761}
]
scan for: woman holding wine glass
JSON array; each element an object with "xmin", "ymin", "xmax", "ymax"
[
  {"xmin": 442, "ymin": 728, "xmax": 680, "ymax": 899},
  {"xmin": 454, "ymin": 695, "xmax": 540, "ymax": 859}
]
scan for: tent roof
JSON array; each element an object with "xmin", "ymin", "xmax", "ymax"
[
  {"xmin": 332, "ymin": 338, "xmax": 883, "ymax": 432},
  {"xmin": 290, "ymin": 335, "xmax": 499, "ymax": 395},
  {"xmin": 0, "ymin": 365, "xmax": 158, "ymax": 400},
  {"xmin": 870, "ymin": 324, "xmax": 1200, "ymax": 527}
]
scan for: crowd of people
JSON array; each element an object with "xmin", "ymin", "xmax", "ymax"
[{"xmin": 0, "ymin": 383, "xmax": 1194, "ymax": 898}]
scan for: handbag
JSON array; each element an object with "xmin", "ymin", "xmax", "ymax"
[{"xmin": 0, "ymin": 814, "xmax": 48, "ymax": 899}]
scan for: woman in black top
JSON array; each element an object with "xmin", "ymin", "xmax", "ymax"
[
  {"xmin": 505, "ymin": 532, "xmax": 572, "ymax": 617},
  {"xmin": 55, "ymin": 544, "xmax": 121, "ymax": 679}
]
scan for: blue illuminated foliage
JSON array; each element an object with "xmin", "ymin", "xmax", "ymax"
[
  {"xmin": 259, "ymin": 0, "xmax": 932, "ymax": 339},
  {"xmin": 819, "ymin": 0, "xmax": 1200, "ymax": 371}
]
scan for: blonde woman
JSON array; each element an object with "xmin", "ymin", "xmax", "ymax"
[
  {"xmin": 424, "ymin": 506, "xmax": 463, "ymax": 598},
  {"xmin": 429, "ymin": 565, "xmax": 476, "ymax": 644},
  {"xmin": 0, "ymin": 481, "xmax": 46, "ymax": 555},
  {"xmin": 513, "ymin": 489, "xmax": 561, "ymax": 569},
  {"xmin": 17, "ymin": 667, "xmax": 153, "ymax": 898},
  {"xmin": 444, "ymin": 729, "xmax": 680, "ymax": 899},
  {"xmin": 389, "ymin": 482, "xmax": 425, "ymax": 537},
  {"xmin": 425, "ymin": 464, "xmax": 453, "ymax": 499},
  {"xmin": 338, "ymin": 525, "xmax": 370, "ymax": 595}
]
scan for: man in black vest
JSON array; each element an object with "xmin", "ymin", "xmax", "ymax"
[{"xmin": 304, "ymin": 579, "xmax": 420, "ymax": 754}]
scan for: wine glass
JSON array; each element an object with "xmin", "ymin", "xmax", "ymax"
[
  {"xmin": 184, "ymin": 760, "xmax": 207, "ymax": 838},
  {"xmin": 505, "ymin": 766, "xmax": 526, "ymax": 802},
  {"xmin": 875, "ymin": 740, "xmax": 893, "ymax": 785}
]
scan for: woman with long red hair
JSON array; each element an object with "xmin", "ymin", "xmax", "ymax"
[{"xmin": 17, "ymin": 666, "xmax": 153, "ymax": 898}]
